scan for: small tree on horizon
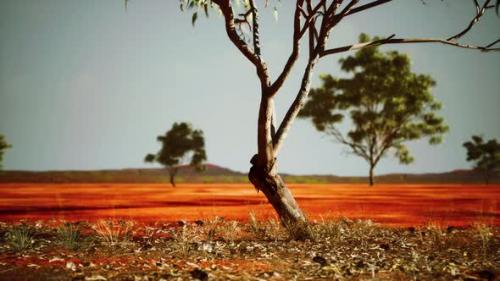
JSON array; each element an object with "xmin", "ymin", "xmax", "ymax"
[
  {"xmin": 463, "ymin": 135, "xmax": 500, "ymax": 184},
  {"xmin": 0, "ymin": 134, "xmax": 12, "ymax": 170},
  {"xmin": 145, "ymin": 122, "xmax": 207, "ymax": 187},
  {"xmin": 299, "ymin": 34, "xmax": 449, "ymax": 186}
]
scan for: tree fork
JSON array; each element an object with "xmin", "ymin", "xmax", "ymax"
[{"xmin": 254, "ymin": 92, "xmax": 311, "ymax": 239}]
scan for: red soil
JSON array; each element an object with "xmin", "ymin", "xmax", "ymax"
[{"xmin": 0, "ymin": 183, "xmax": 498, "ymax": 226}]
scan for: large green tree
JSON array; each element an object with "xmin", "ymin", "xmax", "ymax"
[
  {"xmin": 145, "ymin": 122, "xmax": 207, "ymax": 187},
  {"xmin": 0, "ymin": 134, "xmax": 12, "ymax": 170},
  {"xmin": 463, "ymin": 136, "xmax": 500, "ymax": 184},
  {"xmin": 126, "ymin": 0, "xmax": 498, "ymax": 236},
  {"xmin": 299, "ymin": 34, "xmax": 448, "ymax": 186}
]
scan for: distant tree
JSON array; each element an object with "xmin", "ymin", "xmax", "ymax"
[
  {"xmin": 463, "ymin": 135, "xmax": 500, "ymax": 184},
  {"xmin": 145, "ymin": 122, "xmax": 207, "ymax": 187},
  {"xmin": 299, "ymin": 34, "xmax": 448, "ymax": 186},
  {"xmin": 0, "ymin": 134, "xmax": 12, "ymax": 170}
]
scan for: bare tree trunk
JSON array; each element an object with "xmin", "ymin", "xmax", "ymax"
[
  {"xmin": 247, "ymin": 57, "xmax": 321, "ymax": 239},
  {"xmin": 249, "ymin": 90, "xmax": 311, "ymax": 239},
  {"xmin": 484, "ymin": 170, "xmax": 490, "ymax": 185},
  {"xmin": 169, "ymin": 167, "xmax": 178, "ymax": 187},
  {"xmin": 248, "ymin": 157, "xmax": 309, "ymax": 239},
  {"xmin": 369, "ymin": 164, "xmax": 374, "ymax": 186}
]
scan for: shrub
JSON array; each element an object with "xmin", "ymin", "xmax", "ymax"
[
  {"xmin": 92, "ymin": 220, "xmax": 134, "ymax": 245},
  {"xmin": 5, "ymin": 224, "xmax": 34, "ymax": 251},
  {"xmin": 57, "ymin": 222, "xmax": 82, "ymax": 250}
]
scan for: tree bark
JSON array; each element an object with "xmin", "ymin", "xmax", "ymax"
[
  {"xmin": 251, "ymin": 92, "xmax": 311, "ymax": 239},
  {"xmin": 169, "ymin": 167, "xmax": 178, "ymax": 187},
  {"xmin": 484, "ymin": 170, "xmax": 490, "ymax": 185},
  {"xmin": 248, "ymin": 156, "xmax": 310, "ymax": 239},
  {"xmin": 369, "ymin": 164, "xmax": 374, "ymax": 186}
]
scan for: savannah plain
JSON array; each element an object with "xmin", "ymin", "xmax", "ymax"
[
  {"xmin": 0, "ymin": 183, "xmax": 498, "ymax": 227},
  {"xmin": 0, "ymin": 182, "xmax": 498, "ymax": 280}
]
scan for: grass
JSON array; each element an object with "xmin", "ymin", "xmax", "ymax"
[
  {"xmin": 92, "ymin": 219, "xmax": 134, "ymax": 246},
  {"xmin": 4, "ymin": 224, "xmax": 34, "ymax": 251},
  {"xmin": 0, "ymin": 218, "xmax": 498, "ymax": 280},
  {"xmin": 474, "ymin": 223, "xmax": 494, "ymax": 256},
  {"xmin": 57, "ymin": 222, "xmax": 82, "ymax": 250}
]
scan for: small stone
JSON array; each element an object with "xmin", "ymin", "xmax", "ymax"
[
  {"xmin": 72, "ymin": 276, "xmax": 85, "ymax": 281},
  {"xmin": 312, "ymin": 255, "xmax": 327, "ymax": 267},
  {"xmin": 200, "ymin": 243, "xmax": 213, "ymax": 253},
  {"xmin": 84, "ymin": 275, "xmax": 107, "ymax": 281},
  {"xmin": 66, "ymin": 261, "xmax": 77, "ymax": 271},
  {"xmin": 380, "ymin": 243, "xmax": 390, "ymax": 251},
  {"xmin": 190, "ymin": 268, "xmax": 208, "ymax": 281},
  {"xmin": 49, "ymin": 257, "xmax": 64, "ymax": 263},
  {"xmin": 476, "ymin": 270, "xmax": 495, "ymax": 281}
]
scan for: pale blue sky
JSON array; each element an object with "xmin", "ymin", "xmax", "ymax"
[{"xmin": 0, "ymin": 0, "xmax": 499, "ymax": 176}]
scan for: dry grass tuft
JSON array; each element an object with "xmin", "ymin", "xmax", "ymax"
[
  {"xmin": 92, "ymin": 219, "xmax": 134, "ymax": 246},
  {"xmin": 57, "ymin": 222, "xmax": 82, "ymax": 250},
  {"xmin": 4, "ymin": 224, "xmax": 34, "ymax": 251}
]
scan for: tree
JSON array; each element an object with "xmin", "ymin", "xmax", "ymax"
[
  {"xmin": 129, "ymin": 0, "xmax": 499, "ymax": 236},
  {"xmin": 145, "ymin": 122, "xmax": 207, "ymax": 187},
  {"xmin": 0, "ymin": 135, "xmax": 12, "ymax": 170},
  {"xmin": 298, "ymin": 34, "xmax": 448, "ymax": 186},
  {"xmin": 463, "ymin": 135, "xmax": 500, "ymax": 184}
]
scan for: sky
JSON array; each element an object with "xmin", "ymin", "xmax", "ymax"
[{"xmin": 0, "ymin": 0, "xmax": 499, "ymax": 176}]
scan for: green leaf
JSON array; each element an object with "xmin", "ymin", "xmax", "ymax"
[
  {"xmin": 273, "ymin": 7, "xmax": 279, "ymax": 21},
  {"xmin": 203, "ymin": 4, "xmax": 209, "ymax": 17},
  {"xmin": 192, "ymin": 12, "xmax": 198, "ymax": 26}
]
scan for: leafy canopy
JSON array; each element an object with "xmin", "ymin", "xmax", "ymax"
[
  {"xmin": 0, "ymin": 134, "xmax": 12, "ymax": 170},
  {"xmin": 463, "ymin": 135, "xmax": 500, "ymax": 173},
  {"xmin": 299, "ymin": 34, "xmax": 448, "ymax": 166},
  {"xmin": 145, "ymin": 122, "xmax": 207, "ymax": 170}
]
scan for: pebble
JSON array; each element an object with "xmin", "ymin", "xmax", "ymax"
[{"xmin": 190, "ymin": 268, "xmax": 208, "ymax": 281}]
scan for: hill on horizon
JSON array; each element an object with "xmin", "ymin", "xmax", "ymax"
[{"xmin": 0, "ymin": 163, "xmax": 498, "ymax": 184}]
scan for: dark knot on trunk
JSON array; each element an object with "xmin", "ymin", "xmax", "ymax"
[{"xmin": 248, "ymin": 154, "xmax": 278, "ymax": 193}]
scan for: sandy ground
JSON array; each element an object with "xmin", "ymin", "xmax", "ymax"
[{"xmin": 0, "ymin": 183, "xmax": 498, "ymax": 226}]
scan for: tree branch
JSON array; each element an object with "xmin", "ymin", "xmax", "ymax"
[
  {"xmin": 338, "ymin": 0, "xmax": 361, "ymax": 17},
  {"xmin": 269, "ymin": 0, "xmax": 324, "ymax": 96},
  {"xmin": 307, "ymin": 0, "xmax": 316, "ymax": 58},
  {"xmin": 372, "ymin": 127, "xmax": 401, "ymax": 166},
  {"xmin": 322, "ymin": 0, "xmax": 499, "ymax": 56},
  {"xmin": 447, "ymin": 0, "xmax": 491, "ymax": 41},
  {"xmin": 213, "ymin": 0, "xmax": 271, "ymax": 86},
  {"xmin": 234, "ymin": 10, "xmax": 252, "ymax": 30},
  {"xmin": 321, "ymin": 36, "xmax": 500, "ymax": 57},
  {"xmin": 268, "ymin": 0, "xmax": 305, "ymax": 95},
  {"xmin": 344, "ymin": 0, "xmax": 392, "ymax": 16},
  {"xmin": 272, "ymin": 1, "xmax": 341, "ymax": 155},
  {"xmin": 248, "ymin": 0, "xmax": 262, "ymax": 57},
  {"xmin": 273, "ymin": 58, "xmax": 319, "ymax": 156},
  {"xmin": 327, "ymin": 125, "xmax": 371, "ymax": 161}
]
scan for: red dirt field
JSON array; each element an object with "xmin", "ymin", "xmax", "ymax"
[{"xmin": 0, "ymin": 183, "xmax": 498, "ymax": 226}]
